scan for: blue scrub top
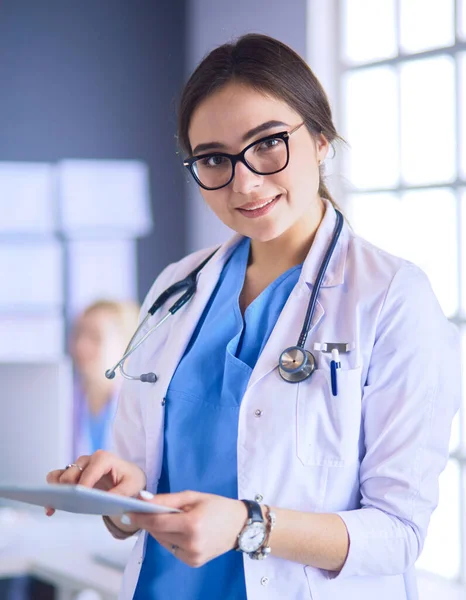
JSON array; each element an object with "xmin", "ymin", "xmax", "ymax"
[
  {"xmin": 133, "ymin": 238, "xmax": 302, "ymax": 600},
  {"xmin": 88, "ymin": 400, "xmax": 114, "ymax": 453}
]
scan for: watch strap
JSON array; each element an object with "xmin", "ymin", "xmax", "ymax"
[{"xmin": 240, "ymin": 499, "xmax": 264, "ymax": 524}]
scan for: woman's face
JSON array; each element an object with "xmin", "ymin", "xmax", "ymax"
[
  {"xmin": 188, "ymin": 82, "xmax": 329, "ymax": 243},
  {"xmin": 70, "ymin": 309, "xmax": 123, "ymax": 380}
]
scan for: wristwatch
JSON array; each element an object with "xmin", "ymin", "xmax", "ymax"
[{"xmin": 236, "ymin": 499, "xmax": 267, "ymax": 555}]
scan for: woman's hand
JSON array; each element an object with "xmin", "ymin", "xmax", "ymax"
[
  {"xmin": 45, "ymin": 450, "xmax": 146, "ymax": 516},
  {"xmin": 125, "ymin": 490, "xmax": 248, "ymax": 568}
]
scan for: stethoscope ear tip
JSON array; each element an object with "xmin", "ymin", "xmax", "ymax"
[
  {"xmin": 140, "ymin": 372, "xmax": 157, "ymax": 383},
  {"xmin": 105, "ymin": 369, "xmax": 116, "ymax": 380}
]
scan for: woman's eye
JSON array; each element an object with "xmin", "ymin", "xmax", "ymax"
[
  {"xmin": 257, "ymin": 138, "xmax": 281, "ymax": 151},
  {"xmin": 202, "ymin": 155, "xmax": 227, "ymax": 168}
]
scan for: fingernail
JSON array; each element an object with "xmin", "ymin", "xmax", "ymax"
[
  {"xmin": 120, "ymin": 514, "xmax": 132, "ymax": 526},
  {"xmin": 139, "ymin": 490, "xmax": 154, "ymax": 500}
]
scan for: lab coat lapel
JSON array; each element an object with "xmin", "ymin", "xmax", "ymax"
[
  {"xmin": 143, "ymin": 235, "xmax": 243, "ymax": 489},
  {"xmin": 247, "ymin": 287, "xmax": 325, "ymax": 389},
  {"xmin": 247, "ymin": 199, "xmax": 348, "ymax": 389},
  {"xmin": 150, "ymin": 235, "xmax": 243, "ymax": 396}
]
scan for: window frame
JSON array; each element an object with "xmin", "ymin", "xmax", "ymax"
[{"xmin": 307, "ymin": 0, "xmax": 466, "ymax": 590}]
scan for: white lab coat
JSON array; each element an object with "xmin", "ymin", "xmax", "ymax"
[{"xmin": 110, "ymin": 200, "xmax": 460, "ymax": 600}]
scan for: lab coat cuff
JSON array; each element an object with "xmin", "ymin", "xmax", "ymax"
[
  {"xmin": 102, "ymin": 515, "xmax": 138, "ymax": 540},
  {"xmin": 326, "ymin": 510, "xmax": 367, "ymax": 580}
]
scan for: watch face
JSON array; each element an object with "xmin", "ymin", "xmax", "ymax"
[{"xmin": 238, "ymin": 522, "xmax": 267, "ymax": 553}]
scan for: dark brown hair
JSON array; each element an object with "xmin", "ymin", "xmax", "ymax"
[{"xmin": 177, "ymin": 33, "xmax": 342, "ymax": 205}]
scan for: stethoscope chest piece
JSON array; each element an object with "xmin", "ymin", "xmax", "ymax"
[{"xmin": 278, "ymin": 346, "xmax": 316, "ymax": 383}]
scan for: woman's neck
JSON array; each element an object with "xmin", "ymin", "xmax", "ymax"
[
  {"xmin": 82, "ymin": 377, "xmax": 117, "ymax": 416},
  {"xmin": 249, "ymin": 198, "xmax": 325, "ymax": 274}
]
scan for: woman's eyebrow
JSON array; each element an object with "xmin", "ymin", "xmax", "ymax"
[
  {"xmin": 242, "ymin": 120, "xmax": 288, "ymax": 142},
  {"xmin": 191, "ymin": 120, "xmax": 289, "ymax": 155}
]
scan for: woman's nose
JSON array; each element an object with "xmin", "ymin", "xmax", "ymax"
[{"xmin": 232, "ymin": 161, "xmax": 263, "ymax": 195}]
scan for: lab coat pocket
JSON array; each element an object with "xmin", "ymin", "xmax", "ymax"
[
  {"xmin": 297, "ymin": 366, "xmax": 362, "ymax": 467},
  {"xmin": 304, "ymin": 566, "xmax": 324, "ymax": 600}
]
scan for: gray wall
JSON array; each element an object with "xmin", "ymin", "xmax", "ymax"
[
  {"xmin": 0, "ymin": 0, "xmax": 310, "ymax": 294},
  {"xmin": 185, "ymin": 0, "xmax": 309, "ymax": 251},
  {"xmin": 0, "ymin": 0, "xmax": 187, "ymax": 300}
]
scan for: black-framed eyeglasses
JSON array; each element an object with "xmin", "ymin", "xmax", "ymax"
[{"xmin": 183, "ymin": 122, "xmax": 305, "ymax": 191}]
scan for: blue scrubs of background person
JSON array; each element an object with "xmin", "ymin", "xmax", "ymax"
[{"xmin": 70, "ymin": 300, "xmax": 139, "ymax": 457}]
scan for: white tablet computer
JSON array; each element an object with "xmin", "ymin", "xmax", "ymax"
[
  {"xmin": 0, "ymin": 361, "xmax": 73, "ymax": 488},
  {"xmin": 0, "ymin": 484, "xmax": 180, "ymax": 516}
]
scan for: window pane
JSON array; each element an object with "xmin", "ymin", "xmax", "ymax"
[
  {"xmin": 461, "ymin": 190, "xmax": 466, "ymax": 315},
  {"xmin": 0, "ymin": 241, "xmax": 63, "ymax": 309},
  {"xmin": 67, "ymin": 239, "xmax": 137, "ymax": 317},
  {"xmin": 348, "ymin": 189, "xmax": 458, "ymax": 317},
  {"xmin": 341, "ymin": 0, "xmax": 397, "ymax": 64},
  {"xmin": 400, "ymin": 56, "xmax": 456, "ymax": 185},
  {"xmin": 400, "ymin": 189, "xmax": 458, "ymax": 317},
  {"xmin": 343, "ymin": 67, "xmax": 399, "ymax": 189},
  {"xmin": 0, "ymin": 314, "xmax": 63, "ymax": 360},
  {"xmin": 346, "ymin": 192, "xmax": 403, "ymax": 255},
  {"xmin": 0, "ymin": 163, "xmax": 56, "ymax": 234},
  {"xmin": 415, "ymin": 459, "xmax": 460, "ymax": 579},
  {"xmin": 400, "ymin": 0, "xmax": 455, "ymax": 54},
  {"xmin": 58, "ymin": 159, "xmax": 153, "ymax": 238},
  {"xmin": 459, "ymin": 53, "xmax": 466, "ymax": 180},
  {"xmin": 460, "ymin": 0, "xmax": 466, "ymax": 39}
]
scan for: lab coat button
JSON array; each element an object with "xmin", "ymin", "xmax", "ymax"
[
  {"xmin": 260, "ymin": 576, "xmax": 269, "ymax": 586},
  {"xmin": 254, "ymin": 494, "xmax": 263, "ymax": 502},
  {"xmin": 161, "ymin": 398, "xmax": 166, "ymax": 406},
  {"xmin": 254, "ymin": 409, "xmax": 262, "ymax": 417}
]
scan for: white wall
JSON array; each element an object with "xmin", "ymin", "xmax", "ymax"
[{"xmin": 185, "ymin": 0, "xmax": 308, "ymax": 252}]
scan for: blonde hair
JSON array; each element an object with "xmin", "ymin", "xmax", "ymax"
[{"xmin": 83, "ymin": 300, "xmax": 140, "ymax": 343}]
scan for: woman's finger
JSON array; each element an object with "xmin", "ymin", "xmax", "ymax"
[
  {"xmin": 127, "ymin": 511, "xmax": 188, "ymax": 535},
  {"xmin": 46, "ymin": 469, "xmax": 66, "ymax": 484},
  {"xmin": 78, "ymin": 450, "xmax": 115, "ymax": 489},
  {"xmin": 154, "ymin": 535, "xmax": 186, "ymax": 559},
  {"xmin": 57, "ymin": 457, "xmax": 91, "ymax": 485},
  {"xmin": 150, "ymin": 532, "xmax": 185, "ymax": 546},
  {"xmin": 150, "ymin": 490, "xmax": 200, "ymax": 510},
  {"xmin": 153, "ymin": 534, "xmax": 208, "ymax": 567},
  {"xmin": 45, "ymin": 469, "xmax": 67, "ymax": 516}
]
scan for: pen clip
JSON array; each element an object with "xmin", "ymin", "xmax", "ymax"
[{"xmin": 313, "ymin": 342, "xmax": 354, "ymax": 354}]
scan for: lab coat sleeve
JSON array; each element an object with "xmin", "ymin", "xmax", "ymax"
[
  {"xmin": 333, "ymin": 263, "xmax": 460, "ymax": 578},
  {"xmin": 110, "ymin": 262, "xmax": 178, "ymax": 472}
]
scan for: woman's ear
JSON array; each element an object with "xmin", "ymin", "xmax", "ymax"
[{"xmin": 315, "ymin": 133, "xmax": 330, "ymax": 164}]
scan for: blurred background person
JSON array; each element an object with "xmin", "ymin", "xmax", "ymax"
[{"xmin": 70, "ymin": 300, "xmax": 140, "ymax": 457}]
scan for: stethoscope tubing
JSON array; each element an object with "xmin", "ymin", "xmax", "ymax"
[
  {"xmin": 106, "ymin": 212, "xmax": 343, "ymax": 384},
  {"xmin": 116, "ymin": 312, "xmax": 172, "ymax": 380},
  {"xmin": 106, "ymin": 250, "xmax": 218, "ymax": 382},
  {"xmin": 297, "ymin": 209, "xmax": 344, "ymax": 348}
]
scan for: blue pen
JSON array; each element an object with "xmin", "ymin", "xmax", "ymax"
[{"xmin": 330, "ymin": 348, "xmax": 340, "ymax": 396}]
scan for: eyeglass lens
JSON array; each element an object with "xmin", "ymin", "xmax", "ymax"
[{"xmin": 192, "ymin": 136, "xmax": 288, "ymax": 189}]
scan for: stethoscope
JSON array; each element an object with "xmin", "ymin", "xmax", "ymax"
[{"xmin": 106, "ymin": 210, "xmax": 344, "ymax": 385}]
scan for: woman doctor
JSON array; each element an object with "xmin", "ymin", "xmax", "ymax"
[
  {"xmin": 70, "ymin": 300, "xmax": 140, "ymax": 457},
  {"xmin": 47, "ymin": 34, "xmax": 460, "ymax": 600}
]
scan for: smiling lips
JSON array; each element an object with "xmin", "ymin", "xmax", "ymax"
[{"xmin": 236, "ymin": 194, "xmax": 281, "ymax": 218}]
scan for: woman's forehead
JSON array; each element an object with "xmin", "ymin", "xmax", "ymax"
[
  {"xmin": 188, "ymin": 83, "xmax": 299, "ymax": 151},
  {"xmin": 76, "ymin": 309, "xmax": 114, "ymax": 331}
]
